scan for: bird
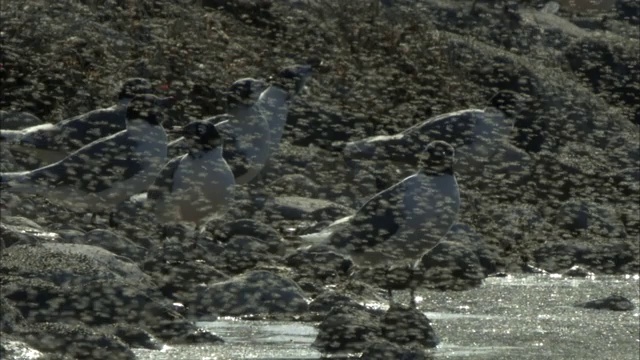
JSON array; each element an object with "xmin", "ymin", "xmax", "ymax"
[
  {"xmin": 258, "ymin": 64, "xmax": 313, "ymax": 158},
  {"xmin": 342, "ymin": 108, "xmax": 514, "ymax": 176},
  {"xmin": 131, "ymin": 119, "xmax": 235, "ymax": 245},
  {"xmin": 168, "ymin": 78, "xmax": 271, "ymax": 185},
  {"xmin": 301, "ymin": 140, "xmax": 461, "ymax": 307},
  {"xmin": 0, "ymin": 94, "xmax": 172, "ymax": 225},
  {"xmin": 0, "ymin": 78, "xmax": 154, "ymax": 167}
]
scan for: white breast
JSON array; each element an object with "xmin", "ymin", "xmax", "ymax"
[{"xmin": 163, "ymin": 149, "xmax": 235, "ymax": 225}]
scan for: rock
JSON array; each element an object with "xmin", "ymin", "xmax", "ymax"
[
  {"xmin": 99, "ymin": 324, "xmax": 163, "ymax": 350},
  {"xmin": 1, "ymin": 244, "xmax": 150, "ymax": 285},
  {"xmin": 2, "ymin": 275, "xmax": 170, "ymax": 325},
  {"xmin": 478, "ymin": 203, "xmax": 553, "ymax": 260},
  {"xmin": 0, "ymin": 110, "xmax": 43, "ymax": 129},
  {"xmin": 285, "ymin": 246, "xmax": 352, "ymax": 282},
  {"xmin": 312, "ymin": 303, "xmax": 382, "ymax": 354},
  {"xmin": 564, "ymin": 35, "xmax": 640, "ymax": 125},
  {"xmin": 14, "ymin": 322, "xmax": 135, "ymax": 360},
  {"xmin": 418, "ymin": 241, "xmax": 486, "ymax": 291},
  {"xmin": 0, "ymin": 335, "xmax": 73, "ymax": 360},
  {"xmin": 218, "ymin": 235, "xmax": 283, "ymax": 274},
  {"xmin": 616, "ymin": 0, "xmax": 640, "ymax": 24},
  {"xmin": 554, "ymin": 199, "xmax": 627, "ymax": 239},
  {"xmin": 142, "ymin": 257, "xmax": 228, "ymax": 306},
  {"xmin": 1, "ymin": 216, "xmax": 44, "ymax": 230},
  {"xmin": 1, "ymin": 296, "xmax": 24, "ymax": 333},
  {"xmin": 444, "ymin": 223, "xmax": 504, "ymax": 275},
  {"xmin": 360, "ymin": 340, "xmax": 428, "ymax": 360},
  {"xmin": 380, "ymin": 303, "xmax": 439, "ymax": 348},
  {"xmin": 308, "ymin": 291, "xmax": 365, "ymax": 315},
  {"xmin": 563, "ymin": 265, "xmax": 595, "ymax": 278},
  {"xmin": 195, "ymin": 270, "xmax": 308, "ymax": 317},
  {"xmin": 532, "ymin": 242, "xmax": 591, "ymax": 272},
  {"xmin": 266, "ymin": 173, "xmax": 320, "ymax": 198},
  {"xmin": 83, "ymin": 229, "xmax": 147, "ymax": 260},
  {"xmin": 0, "ymin": 220, "xmax": 62, "ymax": 248},
  {"xmin": 262, "ymin": 196, "xmax": 353, "ymax": 222},
  {"xmin": 577, "ymin": 294, "xmax": 635, "ymax": 311},
  {"xmin": 212, "ymin": 219, "xmax": 285, "ymax": 255},
  {"xmin": 54, "ymin": 228, "xmax": 87, "ymax": 244},
  {"xmin": 532, "ymin": 241, "xmax": 638, "ymax": 274}
]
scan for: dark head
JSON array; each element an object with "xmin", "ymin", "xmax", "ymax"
[
  {"xmin": 181, "ymin": 120, "xmax": 222, "ymax": 155},
  {"xmin": 226, "ymin": 78, "xmax": 267, "ymax": 109},
  {"xmin": 118, "ymin": 78, "xmax": 153, "ymax": 100},
  {"xmin": 272, "ymin": 64, "xmax": 313, "ymax": 98},
  {"xmin": 418, "ymin": 140, "xmax": 455, "ymax": 176},
  {"xmin": 126, "ymin": 94, "xmax": 174, "ymax": 126}
]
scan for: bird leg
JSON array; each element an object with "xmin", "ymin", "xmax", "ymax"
[
  {"xmin": 90, "ymin": 212, "xmax": 98, "ymax": 225},
  {"xmin": 191, "ymin": 223, "xmax": 200, "ymax": 249},
  {"xmin": 108, "ymin": 211, "xmax": 118, "ymax": 228},
  {"xmin": 409, "ymin": 287, "xmax": 417, "ymax": 309}
]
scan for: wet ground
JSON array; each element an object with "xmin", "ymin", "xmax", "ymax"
[{"xmin": 134, "ymin": 274, "xmax": 640, "ymax": 360}]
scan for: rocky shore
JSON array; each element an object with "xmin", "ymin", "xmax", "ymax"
[{"xmin": 1, "ymin": 0, "xmax": 638, "ymax": 358}]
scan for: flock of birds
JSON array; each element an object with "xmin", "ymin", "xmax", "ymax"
[{"xmin": 0, "ymin": 64, "xmax": 518, "ymax": 307}]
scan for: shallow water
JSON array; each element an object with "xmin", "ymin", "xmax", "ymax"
[{"xmin": 134, "ymin": 274, "xmax": 640, "ymax": 360}]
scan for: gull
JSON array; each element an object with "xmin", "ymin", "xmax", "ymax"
[
  {"xmin": 1, "ymin": 94, "xmax": 172, "ymax": 225},
  {"xmin": 0, "ymin": 78, "xmax": 154, "ymax": 166},
  {"xmin": 301, "ymin": 141, "xmax": 460, "ymax": 307}
]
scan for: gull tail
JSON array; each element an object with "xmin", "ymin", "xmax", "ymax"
[
  {"xmin": 0, "ymin": 171, "xmax": 33, "ymax": 190},
  {"xmin": 0, "ymin": 130, "xmax": 24, "ymax": 144}
]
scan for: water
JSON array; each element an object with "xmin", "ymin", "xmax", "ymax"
[{"xmin": 134, "ymin": 274, "xmax": 640, "ymax": 359}]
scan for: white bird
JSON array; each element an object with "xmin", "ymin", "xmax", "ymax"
[
  {"xmin": 168, "ymin": 78, "xmax": 271, "ymax": 185},
  {"xmin": 0, "ymin": 78, "xmax": 154, "ymax": 167},
  {"xmin": 132, "ymin": 119, "xmax": 235, "ymax": 245},
  {"xmin": 342, "ymin": 108, "xmax": 514, "ymax": 174},
  {"xmin": 0, "ymin": 94, "xmax": 172, "ymax": 223},
  {"xmin": 258, "ymin": 64, "xmax": 313, "ymax": 158},
  {"xmin": 301, "ymin": 140, "xmax": 460, "ymax": 306}
]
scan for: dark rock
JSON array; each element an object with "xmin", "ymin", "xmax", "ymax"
[
  {"xmin": 0, "ymin": 335, "xmax": 74, "ymax": 360},
  {"xmin": 308, "ymin": 291, "xmax": 366, "ymax": 315},
  {"xmin": 532, "ymin": 242, "xmax": 592, "ymax": 272},
  {"xmin": 554, "ymin": 199, "xmax": 626, "ymax": 239},
  {"xmin": 213, "ymin": 219, "xmax": 285, "ymax": 255},
  {"xmin": 1, "ymin": 244, "xmax": 150, "ymax": 285},
  {"xmin": 99, "ymin": 324, "xmax": 163, "ymax": 350},
  {"xmin": 1, "ymin": 275, "xmax": 180, "ymax": 332},
  {"xmin": 533, "ymin": 241, "xmax": 638, "ymax": 274},
  {"xmin": 142, "ymin": 257, "xmax": 228, "ymax": 305},
  {"xmin": 54, "ymin": 228, "xmax": 87, "ymax": 244},
  {"xmin": 380, "ymin": 303, "xmax": 439, "ymax": 348},
  {"xmin": 445, "ymin": 223, "xmax": 504, "ymax": 275},
  {"xmin": 266, "ymin": 173, "xmax": 320, "ymax": 198},
  {"xmin": 418, "ymin": 241, "xmax": 486, "ymax": 291},
  {"xmin": 0, "ymin": 220, "xmax": 61, "ymax": 248},
  {"xmin": 0, "ymin": 296, "xmax": 24, "ymax": 333},
  {"xmin": 563, "ymin": 265, "xmax": 595, "ymax": 278},
  {"xmin": 360, "ymin": 340, "xmax": 429, "ymax": 360},
  {"xmin": 312, "ymin": 303, "xmax": 382, "ymax": 354},
  {"xmin": 616, "ymin": 0, "xmax": 640, "ymax": 24},
  {"xmin": 564, "ymin": 37, "xmax": 640, "ymax": 125},
  {"xmin": 577, "ymin": 294, "xmax": 635, "ymax": 311},
  {"xmin": 285, "ymin": 246, "xmax": 352, "ymax": 282},
  {"xmin": 195, "ymin": 270, "xmax": 308, "ymax": 317},
  {"xmin": 14, "ymin": 322, "xmax": 135, "ymax": 360},
  {"xmin": 0, "ymin": 110, "xmax": 43, "ymax": 129},
  {"xmin": 83, "ymin": 229, "xmax": 147, "ymax": 260},
  {"xmin": 262, "ymin": 196, "xmax": 353, "ymax": 222},
  {"xmin": 220, "ymin": 235, "xmax": 282, "ymax": 273}
]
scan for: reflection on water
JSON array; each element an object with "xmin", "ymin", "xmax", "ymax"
[{"xmin": 134, "ymin": 275, "xmax": 639, "ymax": 360}]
